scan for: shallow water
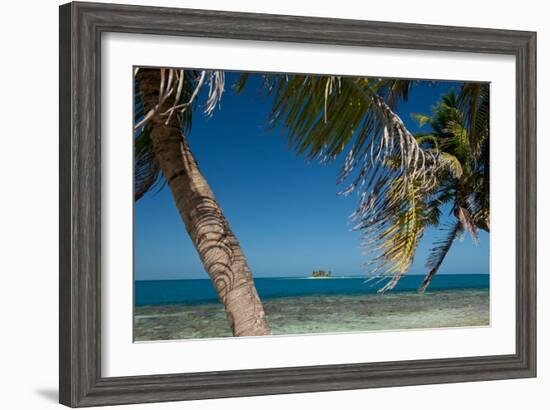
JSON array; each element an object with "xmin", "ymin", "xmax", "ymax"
[
  {"xmin": 135, "ymin": 274, "xmax": 489, "ymax": 306},
  {"xmin": 134, "ymin": 288, "xmax": 489, "ymax": 341}
]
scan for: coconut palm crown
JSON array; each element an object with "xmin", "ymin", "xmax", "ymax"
[{"xmin": 411, "ymin": 88, "xmax": 489, "ymax": 292}]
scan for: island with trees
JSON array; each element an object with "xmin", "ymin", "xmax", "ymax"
[{"xmin": 311, "ymin": 270, "xmax": 332, "ymax": 278}]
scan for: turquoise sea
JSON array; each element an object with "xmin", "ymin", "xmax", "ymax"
[{"xmin": 134, "ymin": 274, "xmax": 489, "ymax": 341}]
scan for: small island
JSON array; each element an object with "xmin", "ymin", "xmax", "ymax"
[{"xmin": 311, "ymin": 270, "xmax": 332, "ymax": 278}]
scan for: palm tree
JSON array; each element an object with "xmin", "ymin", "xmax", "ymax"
[
  {"xmin": 134, "ymin": 68, "xmax": 270, "ymax": 336},
  {"xmin": 239, "ymin": 75, "xmax": 489, "ymax": 293},
  {"xmin": 412, "ymin": 89, "xmax": 489, "ymax": 292}
]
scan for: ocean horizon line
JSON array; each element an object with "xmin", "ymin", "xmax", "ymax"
[{"xmin": 135, "ymin": 272, "xmax": 489, "ymax": 282}]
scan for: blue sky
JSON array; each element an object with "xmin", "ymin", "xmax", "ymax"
[{"xmin": 134, "ymin": 73, "xmax": 489, "ymax": 280}]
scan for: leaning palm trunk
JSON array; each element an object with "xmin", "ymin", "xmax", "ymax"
[{"xmin": 137, "ymin": 69, "xmax": 270, "ymax": 336}]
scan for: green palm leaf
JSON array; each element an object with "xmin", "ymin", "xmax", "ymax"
[
  {"xmin": 458, "ymin": 83, "xmax": 490, "ymax": 157},
  {"xmin": 412, "ymin": 89, "xmax": 489, "ymax": 291},
  {"xmin": 418, "ymin": 221, "xmax": 463, "ymax": 293}
]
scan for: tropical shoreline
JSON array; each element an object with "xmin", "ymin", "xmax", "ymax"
[{"xmin": 134, "ymin": 288, "xmax": 490, "ymax": 341}]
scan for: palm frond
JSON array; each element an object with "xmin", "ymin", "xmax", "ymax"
[
  {"xmin": 439, "ymin": 152, "xmax": 463, "ymax": 179},
  {"xmin": 204, "ymin": 70, "xmax": 225, "ymax": 117},
  {"xmin": 233, "ymin": 72, "xmax": 249, "ymax": 94},
  {"xmin": 134, "ymin": 74, "xmax": 164, "ymax": 201},
  {"xmin": 471, "ymin": 137, "xmax": 490, "ymax": 231},
  {"xmin": 458, "ymin": 83, "xmax": 490, "ymax": 157},
  {"xmin": 418, "ymin": 221, "xmax": 463, "ymax": 293},
  {"xmin": 380, "ymin": 79, "xmax": 414, "ymax": 109},
  {"xmin": 134, "ymin": 126, "xmax": 164, "ymax": 201},
  {"xmin": 454, "ymin": 203, "xmax": 479, "ymax": 243},
  {"xmin": 471, "ymin": 171, "xmax": 490, "ymax": 231},
  {"xmin": 261, "ymin": 75, "xmax": 420, "ymax": 163},
  {"xmin": 367, "ymin": 177, "xmax": 432, "ymax": 293},
  {"xmin": 410, "ymin": 112, "xmax": 432, "ymax": 128}
]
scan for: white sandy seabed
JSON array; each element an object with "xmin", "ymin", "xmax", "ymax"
[{"xmin": 134, "ymin": 288, "xmax": 490, "ymax": 341}]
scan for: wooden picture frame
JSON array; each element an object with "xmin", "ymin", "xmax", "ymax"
[{"xmin": 59, "ymin": 1, "xmax": 536, "ymax": 407}]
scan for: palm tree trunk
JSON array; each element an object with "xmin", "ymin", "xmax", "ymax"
[{"xmin": 137, "ymin": 69, "xmax": 270, "ymax": 336}]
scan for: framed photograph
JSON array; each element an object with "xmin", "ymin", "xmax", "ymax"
[{"xmin": 59, "ymin": 1, "xmax": 536, "ymax": 407}]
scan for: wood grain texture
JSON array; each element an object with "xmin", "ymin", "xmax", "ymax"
[{"xmin": 59, "ymin": 1, "xmax": 537, "ymax": 407}]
